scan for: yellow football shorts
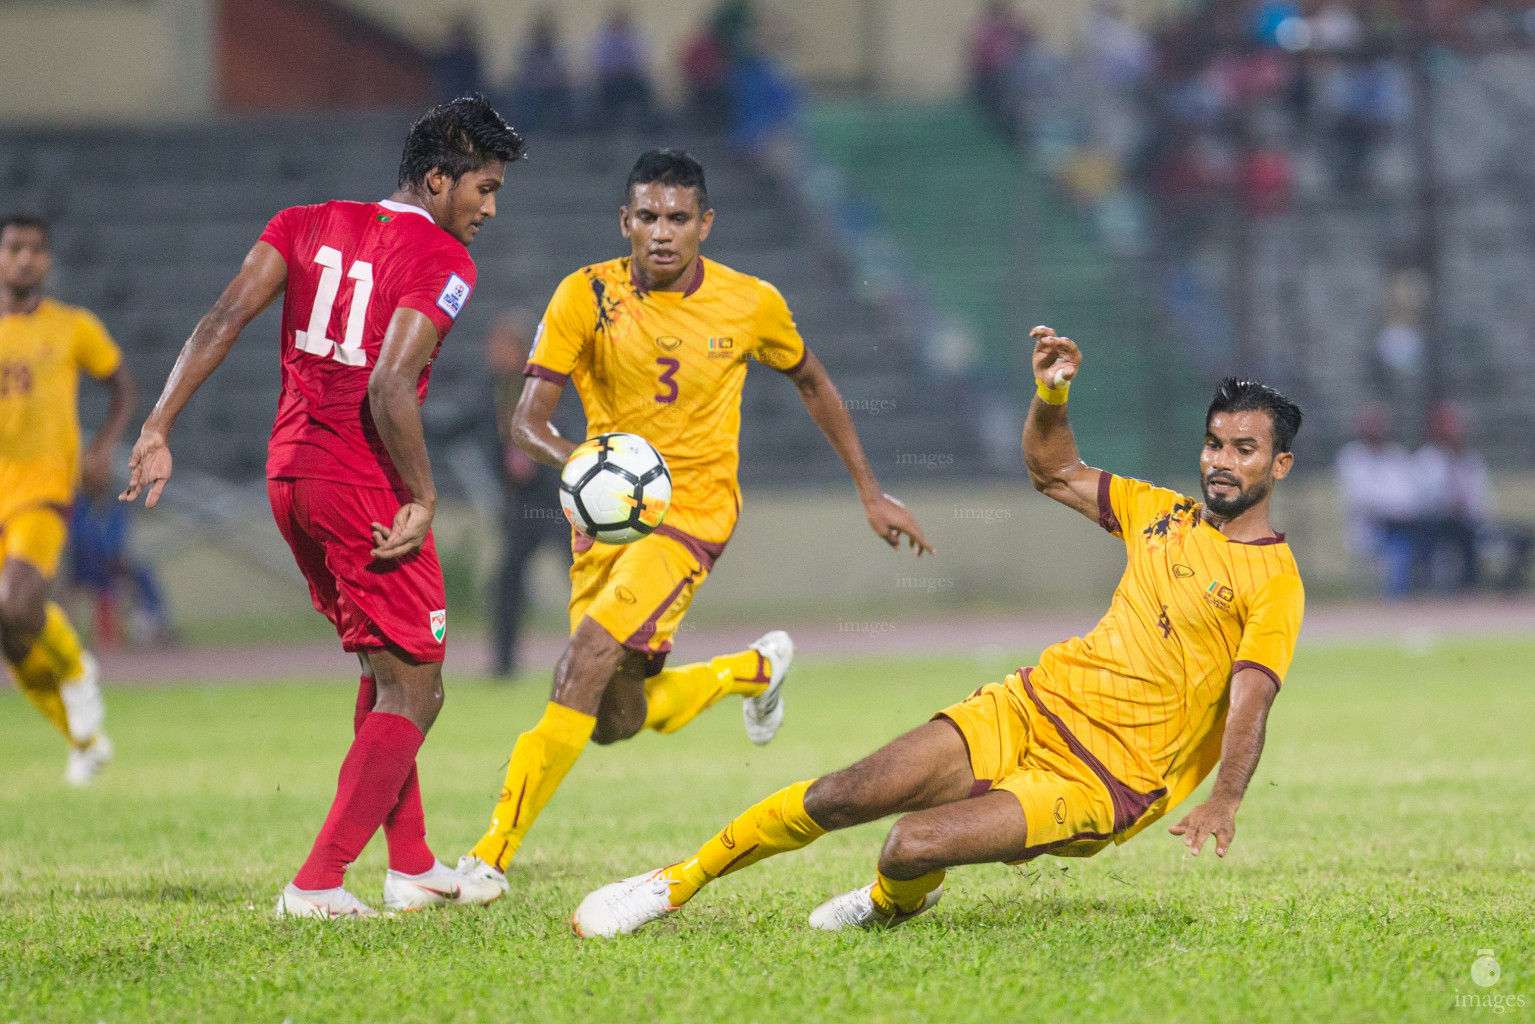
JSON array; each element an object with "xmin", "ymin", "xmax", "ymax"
[
  {"xmin": 568, "ymin": 529, "xmax": 710, "ymax": 655},
  {"xmin": 0, "ymin": 504, "xmax": 70, "ymax": 579},
  {"xmin": 937, "ymin": 669, "xmax": 1122, "ymax": 862}
]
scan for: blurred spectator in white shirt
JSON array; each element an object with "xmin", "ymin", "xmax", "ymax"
[
  {"xmin": 1415, "ymin": 400, "xmax": 1492, "ymax": 591},
  {"xmin": 1335, "ymin": 401, "xmax": 1421, "ymax": 596}
]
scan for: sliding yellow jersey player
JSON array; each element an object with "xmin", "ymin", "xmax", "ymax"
[{"xmin": 573, "ymin": 327, "xmax": 1305, "ymax": 937}]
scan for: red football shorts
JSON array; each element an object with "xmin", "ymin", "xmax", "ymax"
[{"xmin": 267, "ymin": 477, "xmax": 448, "ymax": 663}]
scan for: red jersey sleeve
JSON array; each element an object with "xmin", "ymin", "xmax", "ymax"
[
  {"xmin": 258, "ymin": 206, "xmax": 300, "ymax": 261},
  {"xmin": 396, "ymin": 242, "xmax": 477, "ymax": 339}
]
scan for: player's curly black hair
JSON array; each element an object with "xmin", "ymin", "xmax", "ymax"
[
  {"xmin": 625, "ymin": 149, "xmax": 710, "ymax": 211},
  {"xmin": 397, "ymin": 94, "xmax": 526, "ymax": 191},
  {"xmin": 1206, "ymin": 377, "xmax": 1303, "ymax": 454}
]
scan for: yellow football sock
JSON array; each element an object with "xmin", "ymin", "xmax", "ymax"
[
  {"xmin": 643, "ymin": 648, "xmax": 772, "ymax": 734},
  {"xmin": 7, "ymin": 656, "xmax": 71, "ymax": 742},
  {"xmin": 470, "ymin": 701, "xmax": 596, "ymax": 871},
  {"xmin": 662, "ymin": 778, "xmax": 826, "ymax": 904},
  {"xmin": 7, "ymin": 603, "xmax": 87, "ymax": 744},
  {"xmin": 871, "ymin": 868, "xmax": 946, "ymax": 917},
  {"xmin": 34, "ymin": 603, "xmax": 86, "ymax": 682}
]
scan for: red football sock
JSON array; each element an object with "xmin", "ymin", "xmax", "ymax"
[
  {"xmin": 292, "ymin": 712, "xmax": 424, "ymax": 891},
  {"xmin": 353, "ymin": 673, "xmax": 434, "ymax": 875}
]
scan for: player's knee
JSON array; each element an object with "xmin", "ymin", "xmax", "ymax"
[
  {"xmin": 803, "ymin": 772, "xmax": 878, "ymax": 831},
  {"xmin": 590, "ymin": 687, "xmax": 645, "ymax": 744},
  {"xmin": 878, "ymin": 819, "xmax": 944, "ymax": 878},
  {"xmin": 0, "ymin": 585, "xmax": 44, "ymax": 637}
]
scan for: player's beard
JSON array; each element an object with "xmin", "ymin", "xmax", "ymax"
[{"xmin": 1201, "ymin": 471, "xmax": 1271, "ymax": 519}]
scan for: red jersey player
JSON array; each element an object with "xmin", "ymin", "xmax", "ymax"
[{"xmin": 121, "ymin": 97, "xmax": 526, "ymax": 918}]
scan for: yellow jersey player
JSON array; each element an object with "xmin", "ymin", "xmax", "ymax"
[
  {"xmin": 572, "ymin": 325, "xmax": 1305, "ymax": 937},
  {"xmin": 0, "ymin": 215, "xmax": 137, "ymax": 785},
  {"xmin": 460, "ymin": 149, "xmax": 932, "ymax": 887}
]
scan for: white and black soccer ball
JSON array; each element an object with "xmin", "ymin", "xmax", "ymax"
[{"xmin": 559, "ymin": 432, "xmax": 672, "ymax": 545}]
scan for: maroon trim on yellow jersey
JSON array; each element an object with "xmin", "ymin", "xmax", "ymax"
[
  {"xmin": 1096, "ymin": 472, "xmax": 1121, "ymax": 534},
  {"xmin": 629, "ymin": 256, "xmax": 706, "ymax": 298},
  {"xmin": 569, "ymin": 525, "xmax": 726, "ymax": 573},
  {"xmin": 774, "ymin": 347, "xmax": 808, "ymax": 376},
  {"xmin": 1018, "ymin": 669, "xmax": 1166, "ymax": 833},
  {"xmin": 1010, "ymin": 828, "xmax": 1118, "ymax": 863},
  {"xmin": 653, "ymin": 524, "xmax": 727, "ymax": 571},
  {"xmin": 622, "ymin": 571, "xmax": 699, "ymax": 653},
  {"xmin": 1233, "ymin": 659, "xmax": 1282, "ymax": 691},
  {"xmin": 1197, "ymin": 516, "xmax": 1285, "ymax": 545},
  {"xmin": 524, "ymin": 362, "xmax": 569, "ymax": 386}
]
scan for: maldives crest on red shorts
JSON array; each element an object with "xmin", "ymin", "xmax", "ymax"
[{"xmin": 429, "ymin": 609, "xmax": 447, "ymax": 643}]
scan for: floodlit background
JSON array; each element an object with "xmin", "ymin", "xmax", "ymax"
[{"xmin": 1, "ymin": 0, "xmax": 1530, "ymax": 663}]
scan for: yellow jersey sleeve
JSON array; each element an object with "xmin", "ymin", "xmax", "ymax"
[
  {"xmin": 1100, "ymin": 473, "xmax": 1188, "ymax": 539},
  {"xmin": 73, "ymin": 309, "xmax": 122, "ymax": 380},
  {"xmin": 526, "ymin": 271, "xmax": 593, "ymax": 384},
  {"xmin": 751, "ymin": 280, "xmax": 807, "ymax": 374},
  {"xmin": 1234, "ymin": 572, "xmax": 1305, "ymax": 689}
]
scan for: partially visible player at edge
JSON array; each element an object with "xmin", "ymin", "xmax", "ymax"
[
  {"xmin": 1, "ymin": 214, "xmax": 137, "ymax": 785},
  {"xmin": 120, "ymin": 97, "xmax": 525, "ymax": 918},
  {"xmin": 572, "ymin": 326, "xmax": 1305, "ymax": 937},
  {"xmin": 459, "ymin": 149, "xmax": 933, "ymax": 887}
]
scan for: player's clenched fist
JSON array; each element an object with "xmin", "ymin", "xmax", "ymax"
[{"xmin": 1030, "ymin": 325, "xmax": 1080, "ymax": 390}]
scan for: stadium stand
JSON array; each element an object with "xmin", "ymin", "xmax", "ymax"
[{"xmin": 0, "ymin": 115, "xmax": 982, "ymax": 488}]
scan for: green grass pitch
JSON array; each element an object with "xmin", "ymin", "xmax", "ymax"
[{"xmin": 2, "ymin": 639, "xmax": 1531, "ymax": 1022}]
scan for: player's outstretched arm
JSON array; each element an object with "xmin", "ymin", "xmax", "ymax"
[
  {"xmin": 120, "ymin": 241, "xmax": 287, "ymax": 507},
  {"xmin": 1168, "ymin": 667, "xmax": 1279, "ymax": 857},
  {"xmin": 1022, "ymin": 325, "xmax": 1103, "ymax": 522},
  {"xmin": 367, "ymin": 308, "xmax": 443, "ymax": 560},
  {"xmin": 787, "ymin": 349, "xmax": 933, "ymax": 555},
  {"xmin": 509, "ymin": 376, "xmax": 577, "ymax": 468}
]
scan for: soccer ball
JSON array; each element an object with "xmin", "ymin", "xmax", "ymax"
[{"xmin": 559, "ymin": 432, "xmax": 672, "ymax": 544}]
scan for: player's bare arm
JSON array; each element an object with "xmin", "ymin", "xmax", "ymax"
[
  {"xmin": 787, "ymin": 350, "xmax": 933, "ymax": 555},
  {"xmin": 1169, "ymin": 666, "xmax": 1279, "ymax": 857},
  {"xmin": 367, "ymin": 307, "xmax": 443, "ymax": 560},
  {"xmin": 1022, "ymin": 325, "xmax": 1103, "ymax": 521},
  {"xmin": 510, "ymin": 376, "xmax": 577, "ymax": 468},
  {"xmin": 81, "ymin": 363, "xmax": 138, "ymax": 494},
  {"xmin": 120, "ymin": 240, "xmax": 288, "ymax": 507}
]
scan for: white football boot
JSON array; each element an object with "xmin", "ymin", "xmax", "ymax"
[
  {"xmin": 274, "ymin": 883, "xmax": 378, "ymax": 919},
  {"xmin": 384, "ymin": 859, "xmax": 505, "ymax": 910},
  {"xmin": 742, "ymin": 630, "xmax": 794, "ymax": 746},
  {"xmin": 59, "ymin": 651, "xmax": 105, "ymax": 744},
  {"xmin": 64, "ymin": 732, "xmax": 113, "ymax": 787},
  {"xmin": 807, "ymin": 881, "xmax": 943, "ymax": 932},
  {"xmin": 572, "ymin": 868, "xmax": 680, "ymax": 938},
  {"xmin": 455, "ymin": 854, "xmax": 511, "ymax": 895}
]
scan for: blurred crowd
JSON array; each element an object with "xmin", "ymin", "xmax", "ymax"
[
  {"xmin": 432, "ymin": 2, "xmax": 799, "ymax": 153},
  {"xmin": 970, "ymin": 0, "xmax": 1535, "ymax": 217},
  {"xmin": 1335, "ymin": 400, "xmax": 1533, "ymax": 597}
]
